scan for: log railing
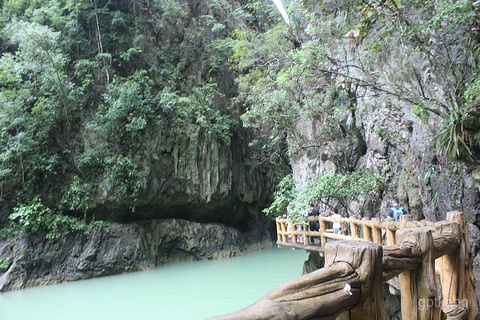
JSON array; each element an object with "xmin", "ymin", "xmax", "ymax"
[
  {"xmin": 275, "ymin": 213, "xmax": 437, "ymax": 248},
  {"xmin": 208, "ymin": 211, "xmax": 479, "ymax": 320}
]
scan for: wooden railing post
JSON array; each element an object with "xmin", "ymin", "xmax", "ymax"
[
  {"xmin": 351, "ymin": 219, "xmax": 359, "ymax": 240},
  {"xmin": 276, "ymin": 219, "xmax": 282, "ymax": 242},
  {"xmin": 303, "ymin": 221, "xmax": 307, "ymax": 246},
  {"xmin": 289, "ymin": 221, "xmax": 296, "ymax": 244},
  {"xmin": 281, "ymin": 219, "xmax": 287, "ymax": 243},
  {"xmin": 396, "ymin": 228, "xmax": 441, "ymax": 320},
  {"xmin": 440, "ymin": 211, "xmax": 479, "ymax": 320},
  {"xmin": 363, "ymin": 218, "xmax": 372, "ymax": 242},
  {"xmin": 372, "ymin": 218, "xmax": 382, "ymax": 244},
  {"xmin": 341, "ymin": 219, "xmax": 347, "ymax": 238},
  {"xmin": 325, "ymin": 241, "xmax": 386, "ymax": 320},
  {"xmin": 385, "ymin": 218, "xmax": 396, "ymax": 246},
  {"xmin": 320, "ymin": 216, "xmax": 327, "ymax": 247},
  {"xmin": 400, "ymin": 214, "xmax": 412, "ymax": 228}
]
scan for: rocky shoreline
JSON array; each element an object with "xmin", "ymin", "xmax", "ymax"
[{"xmin": 0, "ymin": 219, "xmax": 273, "ymax": 293}]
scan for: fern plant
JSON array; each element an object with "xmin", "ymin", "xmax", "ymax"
[{"xmin": 435, "ymin": 104, "xmax": 476, "ymax": 162}]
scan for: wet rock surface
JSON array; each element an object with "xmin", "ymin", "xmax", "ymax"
[{"xmin": 0, "ymin": 219, "xmax": 272, "ymax": 293}]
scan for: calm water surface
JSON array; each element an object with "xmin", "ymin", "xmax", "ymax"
[{"xmin": 0, "ymin": 245, "xmax": 308, "ymax": 320}]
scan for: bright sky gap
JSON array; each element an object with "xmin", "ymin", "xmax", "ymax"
[{"xmin": 272, "ymin": 0, "xmax": 290, "ymax": 24}]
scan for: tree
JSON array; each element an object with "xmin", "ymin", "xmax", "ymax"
[
  {"xmin": 234, "ymin": 0, "xmax": 480, "ymax": 163},
  {"xmin": 265, "ymin": 169, "xmax": 384, "ymax": 217},
  {"xmin": 0, "ymin": 20, "xmax": 75, "ymax": 200}
]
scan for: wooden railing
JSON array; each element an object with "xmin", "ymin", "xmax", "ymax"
[
  {"xmin": 208, "ymin": 211, "xmax": 479, "ymax": 320},
  {"xmin": 275, "ymin": 214, "xmax": 436, "ymax": 248}
]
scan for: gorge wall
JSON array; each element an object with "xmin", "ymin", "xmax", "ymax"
[
  {"xmin": 0, "ymin": 0, "xmax": 276, "ymax": 227},
  {"xmin": 1, "ymin": 0, "xmax": 480, "ymax": 294},
  {"xmin": 283, "ymin": 0, "xmax": 480, "ymax": 266},
  {"xmin": 0, "ymin": 0, "xmax": 278, "ymax": 292},
  {"xmin": 0, "ymin": 219, "xmax": 272, "ymax": 293}
]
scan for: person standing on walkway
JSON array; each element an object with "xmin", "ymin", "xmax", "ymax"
[
  {"xmin": 331, "ymin": 209, "xmax": 342, "ymax": 235},
  {"xmin": 386, "ymin": 196, "xmax": 407, "ymax": 222},
  {"xmin": 308, "ymin": 203, "xmax": 319, "ymax": 231}
]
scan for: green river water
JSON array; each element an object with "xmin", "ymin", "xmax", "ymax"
[{"xmin": 0, "ymin": 245, "xmax": 308, "ymax": 320}]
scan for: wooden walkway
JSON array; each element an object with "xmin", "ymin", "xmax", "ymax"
[
  {"xmin": 209, "ymin": 211, "xmax": 479, "ymax": 320},
  {"xmin": 275, "ymin": 214, "xmax": 434, "ymax": 250}
]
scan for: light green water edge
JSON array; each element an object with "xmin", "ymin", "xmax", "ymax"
[{"xmin": 0, "ymin": 245, "xmax": 308, "ymax": 320}]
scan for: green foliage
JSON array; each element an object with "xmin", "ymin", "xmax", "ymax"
[
  {"xmin": 7, "ymin": 196, "xmax": 107, "ymax": 239},
  {"xmin": 234, "ymin": 0, "xmax": 480, "ymax": 164},
  {"xmin": 207, "ymin": 38, "xmax": 234, "ymax": 73},
  {"xmin": 233, "ymin": 24, "xmax": 311, "ymax": 154},
  {"xmin": 96, "ymin": 69, "xmax": 156, "ymax": 148},
  {"xmin": 411, "ymin": 102, "xmax": 429, "ymax": 123},
  {"xmin": 263, "ymin": 174, "xmax": 297, "ymax": 216},
  {"xmin": 0, "ymin": 24, "xmax": 69, "ymax": 207},
  {"xmin": 154, "ymin": 0, "xmax": 188, "ymax": 20},
  {"xmin": 60, "ymin": 176, "xmax": 92, "ymax": 216},
  {"xmin": 119, "ymin": 47, "xmax": 142, "ymax": 61},
  {"xmin": 0, "ymin": 258, "xmax": 11, "ymax": 271},
  {"xmin": 159, "ymin": 81, "xmax": 237, "ymax": 144},
  {"xmin": 69, "ymin": 149, "xmax": 144, "ymax": 207},
  {"xmin": 103, "ymin": 154, "xmax": 143, "ymax": 202},
  {"xmin": 465, "ymin": 76, "xmax": 480, "ymax": 107},
  {"xmin": 265, "ymin": 170, "xmax": 384, "ymax": 217},
  {"xmin": 435, "ymin": 104, "xmax": 476, "ymax": 162}
]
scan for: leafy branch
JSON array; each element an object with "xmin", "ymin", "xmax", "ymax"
[{"xmin": 265, "ymin": 169, "xmax": 384, "ymax": 217}]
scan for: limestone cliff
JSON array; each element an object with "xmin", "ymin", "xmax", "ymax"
[
  {"xmin": 0, "ymin": 219, "xmax": 271, "ymax": 293},
  {"xmin": 275, "ymin": 0, "xmax": 480, "ymax": 265},
  {"xmin": 73, "ymin": 0, "xmax": 273, "ymax": 229},
  {"xmin": 0, "ymin": 0, "xmax": 277, "ymax": 292}
]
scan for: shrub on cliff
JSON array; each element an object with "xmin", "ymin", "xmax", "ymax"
[{"xmin": 265, "ymin": 169, "xmax": 384, "ymax": 217}]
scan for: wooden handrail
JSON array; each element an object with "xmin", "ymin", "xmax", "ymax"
[
  {"xmin": 275, "ymin": 213, "xmax": 441, "ymax": 250},
  {"xmin": 209, "ymin": 212, "xmax": 479, "ymax": 320}
]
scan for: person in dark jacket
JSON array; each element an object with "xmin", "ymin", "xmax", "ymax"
[
  {"xmin": 307, "ymin": 203, "xmax": 319, "ymax": 244},
  {"xmin": 308, "ymin": 203, "xmax": 319, "ymax": 231}
]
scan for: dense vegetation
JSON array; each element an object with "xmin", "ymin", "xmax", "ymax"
[
  {"xmin": 0, "ymin": 0, "xmax": 276, "ymax": 235},
  {"xmin": 0, "ymin": 0, "xmax": 479, "ymax": 236},
  {"xmin": 233, "ymin": 0, "xmax": 480, "ymax": 217},
  {"xmin": 237, "ymin": 0, "xmax": 480, "ymax": 160}
]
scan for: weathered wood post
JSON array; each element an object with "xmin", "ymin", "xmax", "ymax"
[
  {"xmin": 341, "ymin": 219, "xmax": 348, "ymax": 238},
  {"xmin": 276, "ymin": 218, "xmax": 282, "ymax": 242},
  {"xmin": 363, "ymin": 218, "xmax": 372, "ymax": 242},
  {"xmin": 371, "ymin": 218, "xmax": 382, "ymax": 244},
  {"xmin": 350, "ymin": 218, "xmax": 359, "ymax": 240},
  {"xmin": 304, "ymin": 218, "xmax": 311, "ymax": 246},
  {"xmin": 385, "ymin": 218, "xmax": 396, "ymax": 246},
  {"xmin": 439, "ymin": 211, "xmax": 479, "ymax": 320},
  {"xmin": 325, "ymin": 241, "xmax": 386, "ymax": 320},
  {"xmin": 396, "ymin": 228, "xmax": 441, "ymax": 320},
  {"xmin": 280, "ymin": 219, "xmax": 287, "ymax": 243},
  {"xmin": 320, "ymin": 216, "xmax": 327, "ymax": 247},
  {"xmin": 400, "ymin": 214, "xmax": 412, "ymax": 228},
  {"xmin": 291, "ymin": 220, "xmax": 297, "ymax": 244},
  {"xmin": 302, "ymin": 221, "xmax": 308, "ymax": 246}
]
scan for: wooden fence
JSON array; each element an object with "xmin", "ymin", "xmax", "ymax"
[
  {"xmin": 275, "ymin": 213, "xmax": 436, "ymax": 248},
  {"xmin": 208, "ymin": 211, "xmax": 479, "ymax": 320}
]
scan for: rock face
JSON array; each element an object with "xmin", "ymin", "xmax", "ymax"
[
  {"xmin": 0, "ymin": 219, "xmax": 272, "ymax": 293},
  {"xmin": 279, "ymin": 0, "xmax": 480, "ymax": 266},
  {"xmin": 80, "ymin": 0, "xmax": 272, "ymax": 229},
  {"xmin": 289, "ymin": 101, "xmax": 480, "ymax": 266},
  {"xmin": 0, "ymin": 0, "xmax": 277, "ymax": 293},
  {"xmin": 288, "ymin": 62, "xmax": 480, "ymax": 267}
]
